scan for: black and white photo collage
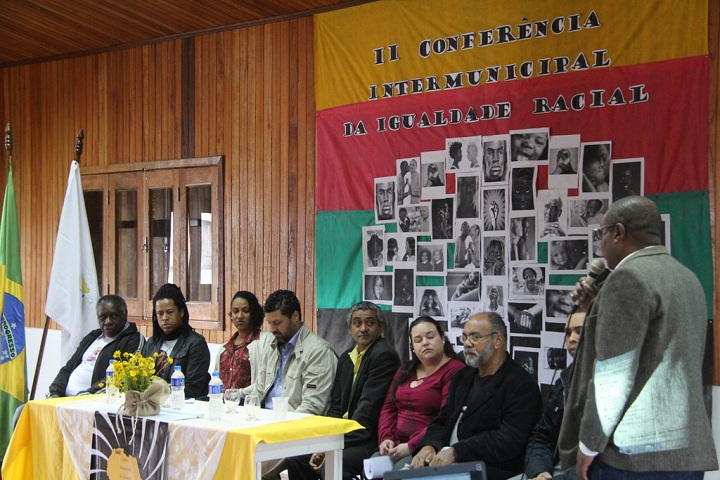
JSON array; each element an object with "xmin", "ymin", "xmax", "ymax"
[{"xmin": 362, "ymin": 128, "xmax": 664, "ymax": 386}]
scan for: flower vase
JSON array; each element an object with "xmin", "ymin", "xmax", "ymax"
[{"xmin": 121, "ymin": 377, "xmax": 171, "ymax": 417}]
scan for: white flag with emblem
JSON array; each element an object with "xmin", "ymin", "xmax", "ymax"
[{"xmin": 45, "ymin": 160, "xmax": 100, "ymax": 363}]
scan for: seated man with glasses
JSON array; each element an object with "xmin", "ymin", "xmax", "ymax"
[
  {"xmin": 285, "ymin": 301, "xmax": 400, "ymax": 480},
  {"xmin": 410, "ymin": 312, "xmax": 542, "ymax": 480},
  {"xmin": 48, "ymin": 295, "xmax": 144, "ymax": 397}
]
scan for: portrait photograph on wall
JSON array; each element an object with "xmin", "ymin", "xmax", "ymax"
[
  {"xmin": 430, "ymin": 197, "xmax": 454, "ymax": 241},
  {"xmin": 447, "ymin": 271, "xmax": 480, "ymax": 302},
  {"xmin": 421, "ymin": 150, "xmax": 447, "ymax": 200},
  {"xmin": 481, "ymin": 134, "xmax": 509, "ymax": 185},
  {"xmin": 416, "ymin": 287, "xmax": 446, "ymax": 319},
  {"xmin": 362, "ymin": 226, "xmax": 385, "ymax": 272},
  {"xmin": 537, "ymin": 189, "xmax": 568, "ymax": 239},
  {"xmin": 510, "ymin": 128, "xmax": 550, "ymax": 164},
  {"xmin": 363, "ymin": 273, "xmax": 392, "ymax": 305},
  {"xmin": 510, "ymin": 167, "xmax": 536, "ymax": 213},
  {"xmin": 393, "ymin": 268, "xmax": 415, "ymax": 312},
  {"xmin": 548, "ymin": 134, "xmax": 581, "ymax": 189},
  {"xmin": 509, "ymin": 214, "xmax": 536, "ymax": 263},
  {"xmin": 455, "ymin": 173, "xmax": 480, "ymax": 219},
  {"xmin": 458, "ymin": 135, "xmax": 482, "ymax": 172},
  {"xmin": 396, "ymin": 157, "xmax": 420, "ymax": 207},
  {"xmin": 611, "ymin": 157, "xmax": 645, "ymax": 202},
  {"xmin": 568, "ymin": 196, "xmax": 609, "ymax": 232},
  {"xmin": 580, "ymin": 141, "xmax": 612, "ymax": 194}
]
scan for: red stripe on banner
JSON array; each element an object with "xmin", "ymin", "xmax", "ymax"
[{"xmin": 316, "ymin": 56, "xmax": 708, "ymax": 211}]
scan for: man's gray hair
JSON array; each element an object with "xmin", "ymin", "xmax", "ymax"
[{"xmin": 346, "ymin": 301, "xmax": 384, "ymax": 325}]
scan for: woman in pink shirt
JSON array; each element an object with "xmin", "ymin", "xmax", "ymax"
[{"xmin": 377, "ymin": 316, "xmax": 465, "ymax": 470}]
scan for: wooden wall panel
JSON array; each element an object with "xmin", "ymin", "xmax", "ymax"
[
  {"xmin": 192, "ymin": 19, "xmax": 316, "ymax": 345},
  {"xmin": 0, "ymin": 17, "xmax": 316, "ymax": 347}
]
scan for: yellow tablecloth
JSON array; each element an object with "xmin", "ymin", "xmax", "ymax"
[{"xmin": 2, "ymin": 396, "xmax": 362, "ymax": 480}]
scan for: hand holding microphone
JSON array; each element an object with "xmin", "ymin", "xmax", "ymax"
[{"xmin": 569, "ymin": 259, "xmax": 608, "ymax": 313}]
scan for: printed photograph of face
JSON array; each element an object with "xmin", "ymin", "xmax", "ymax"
[
  {"xmin": 447, "ymin": 271, "xmax": 480, "ymax": 302},
  {"xmin": 447, "ymin": 140, "xmax": 464, "ymax": 170},
  {"xmin": 393, "ymin": 269, "xmax": 414, "ymax": 307},
  {"xmin": 510, "ymin": 167, "xmax": 535, "ymax": 211},
  {"xmin": 569, "ymin": 198, "xmax": 607, "ymax": 229},
  {"xmin": 611, "ymin": 159, "xmax": 643, "ymax": 202},
  {"xmin": 549, "ymin": 239, "xmax": 588, "ymax": 272},
  {"xmin": 483, "ymin": 138, "xmax": 508, "ymax": 183},
  {"xmin": 364, "ymin": 274, "xmax": 392, "ymax": 302},
  {"xmin": 466, "ymin": 139, "xmax": 481, "ymax": 169},
  {"xmin": 483, "ymin": 237, "xmax": 506, "ymax": 277},
  {"xmin": 431, "ymin": 198, "xmax": 454, "ymax": 240},
  {"xmin": 538, "ymin": 189, "xmax": 567, "ymax": 238},
  {"xmin": 581, "ymin": 143, "xmax": 611, "ymax": 193},
  {"xmin": 375, "ymin": 178, "xmax": 395, "ymax": 221},
  {"xmin": 511, "ymin": 131, "xmax": 549, "ymax": 162},
  {"xmin": 455, "ymin": 175, "xmax": 479, "ymax": 219}
]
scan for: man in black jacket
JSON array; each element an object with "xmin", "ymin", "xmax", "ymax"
[
  {"xmin": 522, "ymin": 311, "xmax": 585, "ymax": 480},
  {"xmin": 286, "ymin": 301, "xmax": 400, "ymax": 480},
  {"xmin": 411, "ymin": 312, "xmax": 541, "ymax": 480},
  {"xmin": 48, "ymin": 295, "xmax": 143, "ymax": 397}
]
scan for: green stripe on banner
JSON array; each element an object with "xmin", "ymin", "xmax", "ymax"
[
  {"xmin": 649, "ymin": 191, "xmax": 713, "ymax": 316},
  {"xmin": 317, "ymin": 210, "xmax": 380, "ymax": 309},
  {"xmin": 317, "ymin": 192, "xmax": 713, "ymax": 316}
]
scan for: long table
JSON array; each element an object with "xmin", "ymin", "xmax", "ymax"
[{"xmin": 2, "ymin": 395, "xmax": 362, "ymax": 480}]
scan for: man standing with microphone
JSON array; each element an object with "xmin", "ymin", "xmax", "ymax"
[{"xmin": 558, "ymin": 196, "xmax": 717, "ymax": 479}]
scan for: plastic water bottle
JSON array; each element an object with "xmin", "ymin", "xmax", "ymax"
[
  {"xmin": 106, "ymin": 360, "xmax": 118, "ymax": 405},
  {"xmin": 208, "ymin": 371, "xmax": 223, "ymax": 421},
  {"xmin": 170, "ymin": 365, "xmax": 185, "ymax": 410}
]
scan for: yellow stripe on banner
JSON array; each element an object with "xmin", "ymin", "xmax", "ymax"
[
  {"xmin": 0, "ymin": 350, "xmax": 25, "ymax": 402},
  {"xmin": 315, "ymin": 0, "xmax": 708, "ymax": 110},
  {"xmin": 0, "ymin": 264, "xmax": 24, "ymax": 305}
]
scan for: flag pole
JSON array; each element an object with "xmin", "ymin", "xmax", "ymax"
[{"xmin": 30, "ymin": 129, "xmax": 84, "ymax": 400}]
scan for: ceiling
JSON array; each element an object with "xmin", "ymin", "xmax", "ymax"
[{"xmin": 0, "ymin": 0, "xmax": 374, "ymax": 68}]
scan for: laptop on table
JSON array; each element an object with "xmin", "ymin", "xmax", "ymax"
[{"xmin": 384, "ymin": 461, "xmax": 487, "ymax": 480}]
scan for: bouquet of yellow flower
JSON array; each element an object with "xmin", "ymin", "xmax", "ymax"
[{"xmin": 109, "ymin": 351, "xmax": 173, "ymax": 393}]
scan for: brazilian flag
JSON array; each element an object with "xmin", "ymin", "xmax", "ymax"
[{"xmin": 0, "ymin": 159, "xmax": 26, "ymax": 464}]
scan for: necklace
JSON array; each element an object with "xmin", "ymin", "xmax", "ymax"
[{"xmin": 410, "ymin": 355, "xmax": 450, "ymax": 388}]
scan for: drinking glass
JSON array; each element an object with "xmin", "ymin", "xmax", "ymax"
[
  {"xmin": 224, "ymin": 389, "xmax": 240, "ymax": 413},
  {"xmin": 245, "ymin": 394, "xmax": 260, "ymax": 421}
]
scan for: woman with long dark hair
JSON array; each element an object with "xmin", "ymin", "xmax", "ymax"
[
  {"xmin": 216, "ymin": 290, "xmax": 270, "ymax": 390},
  {"xmin": 142, "ymin": 283, "xmax": 211, "ymax": 399},
  {"xmin": 376, "ymin": 316, "xmax": 465, "ymax": 469}
]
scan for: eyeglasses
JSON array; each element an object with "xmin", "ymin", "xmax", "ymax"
[
  {"xmin": 592, "ymin": 224, "xmax": 615, "ymax": 239},
  {"xmin": 460, "ymin": 332, "xmax": 498, "ymax": 344}
]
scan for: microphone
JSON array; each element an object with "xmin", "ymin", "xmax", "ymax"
[
  {"xmin": 585, "ymin": 259, "xmax": 608, "ymax": 288},
  {"xmin": 568, "ymin": 260, "xmax": 609, "ymax": 315}
]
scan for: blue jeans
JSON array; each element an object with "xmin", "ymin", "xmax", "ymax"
[{"xmin": 589, "ymin": 460, "xmax": 704, "ymax": 480}]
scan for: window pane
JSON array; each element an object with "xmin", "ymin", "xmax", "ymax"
[
  {"xmin": 149, "ymin": 188, "xmax": 173, "ymax": 298},
  {"xmin": 115, "ymin": 189, "xmax": 137, "ymax": 299},
  {"xmin": 186, "ymin": 185, "xmax": 212, "ymax": 302},
  {"xmin": 84, "ymin": 190, "xmax": 104, "ymax": 291}
]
